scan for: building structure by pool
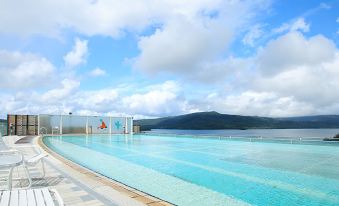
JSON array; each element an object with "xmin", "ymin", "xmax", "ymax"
[{"xmin": 6, "ymin": 114, "xmax": 133, "ymax": 135}]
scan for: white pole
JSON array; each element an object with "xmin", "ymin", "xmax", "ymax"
[
  {"xmin": 130, "ymin": 117, "xmax": 133, "ymax": 134},
  {"xmin": 60, "ymin": 115, "xmax": 63, "ymax": 135},
  {"xmin": 109, "ymin": 117, "xmax": 112, "ymax": 134},
  {"xmin": 124, "ymin": 117, "xmax": 128, "ymax": 134},
  {"xmin": 86, "ymin": 116, "xmax": 89, "ymax": 134},
  {"xmin": 38, "ymin": 114, "xmax": 40, "ymax": 135}
]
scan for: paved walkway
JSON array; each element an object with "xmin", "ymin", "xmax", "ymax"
[{"xmin": 0, "ymin": 136, "xmax": 167, "ymax": 206}]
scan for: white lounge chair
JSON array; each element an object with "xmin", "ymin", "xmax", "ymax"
[
  {"xmin": 0, "ymin": 137, "xmax": 47, "ymax": 189},
  {"xmin": 0, "ymin": 188, "xmax": 64, "ymax": 206}
]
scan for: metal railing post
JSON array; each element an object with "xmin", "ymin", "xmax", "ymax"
[
  {"xmin": 86, "ymin": 116, "xmax": 89, "ymax": 135},
  {"xmin": 60, "ymin": 115, "xmax": 63, "ymax": 135},
  {"xmin": 109, "ymin": 116, "xmax": 112, "ymax": 134}
]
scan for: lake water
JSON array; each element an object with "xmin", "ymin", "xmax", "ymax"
[{"xmin": 146, "ymin": 128, "xmax": 339, "ymax": 140}]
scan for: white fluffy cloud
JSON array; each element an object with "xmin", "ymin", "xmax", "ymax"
[
  {"xmin": 172, "ymin": 31, "xmax": 339, "ymax": 117},
  {"xmin": 89, "ymin": 67, "xmax": 106, "ymax": 77},
  {"xmin": 40, "ymin": 79, "xmax": 80, "ymax": 103},
  {"xmin": 239, "ymin": 32, "xmax": 339, "ymax": 116},
  {"xmin": 201, "ymin": 91, "xmax": 314, "ymax": 117},
  {"xmin": 2, "ymin": 1, "xmax": 339, "ymax": 118},
  {"xmin": 133, "ymin": 0, "xmax": 270, "ymax": 80},
  {"xmin": 0, "ymin": 80, "xmax": 191, "ymax": 118},
  {"xmin": 255, "ymin": 52, "xmax": 339, "ymax": 106},
  {"xmin": 257, "ymin": 32, "xmax": 336, "ymax": 76},
  {"xmin": 3, "ymin": 31, "xmax": 339, "ymax": 118},
  {"xmin": 64, "ymin": 38, "xmax": 88, "ymax": 68},
  {"xmin": 0, "ymin": 50, "xmax": 56, "ymax": 89},
  {"xmin": 273, "ymin": 18, "xmax": 310, "ymax": 34},
  {"xmin": 242, "ymin": 24, "xmax": 264, "ymax": 46},
  {"xmin": 121, "ymin": 81, "xmax": 189, "ymax": 116},
  {"xmin": 0, "ymin": 79, "xmax": 80, "ymax": 116},
  {"xmin": 0, "ymin": 0, "xmax": 224, "ymax": 37},
  {"xmin": 134, "ymin": 16, "xmax": 232, "ymax": 75},
  {"xmin": 72, "ymin": 89, "xmax": 119, "ymax": 113}
]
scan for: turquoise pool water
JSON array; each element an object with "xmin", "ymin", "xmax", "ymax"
[{"xmin": 43, "ymin": 134, "xmax": 339, "ymax": 206}]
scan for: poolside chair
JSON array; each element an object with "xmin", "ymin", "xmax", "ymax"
[
  {"xmin": 0, "ymin": 187, "xmax": 64, "ymax": 206},
  {"xmin": 0, "ymin": 137, "xmax": 47, "ymax": 189}
]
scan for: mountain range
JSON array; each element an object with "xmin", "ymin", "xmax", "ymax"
[{"xmin": 134, "ymin": 111, "xmax": 339, "ymax": 130}]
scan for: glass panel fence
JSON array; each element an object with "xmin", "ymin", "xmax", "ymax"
[
  {"xmin": 62, "ymin": 115, "xmax": 87, "ymax": 134},
  {"xmin": 39, "ymin": 114, "xmax": 61, "ymax": 134},
  {"xmin": 111, "ymin": 117, "xmax": 125, "ymax": 134},
  {"xmin": 88, "ymin": 116, "xmax": 110, "ymax": 134},
  {"xmin": 0, "ymin": 121, "xmax": 7, "ymax": 137},
  {"xmin": 39, "ymin": 115, "xmax": 133, "ymax": 135}
]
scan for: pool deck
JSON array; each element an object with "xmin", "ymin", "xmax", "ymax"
[{"xmin": 0, "ymin": 135, "xmax": 173, "ymax": 206}]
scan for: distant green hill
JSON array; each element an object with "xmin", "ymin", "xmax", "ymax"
[{"xmin": 134, "ymin": 111, "xmax": 339, "ymax": 130}]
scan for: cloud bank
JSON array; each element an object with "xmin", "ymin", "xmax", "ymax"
[{"xmin": 0, "ymin": 1, "xmax": 339, "ymax": 119}]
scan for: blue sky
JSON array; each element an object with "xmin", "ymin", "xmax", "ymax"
[{"xmin": 0, "ymin": 0, "xmax": 338, "ymax": 119}]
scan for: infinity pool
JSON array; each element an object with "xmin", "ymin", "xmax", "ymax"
[{"xmin": 43, "ymin": 134, "xmax": 339, "ymax": 206}]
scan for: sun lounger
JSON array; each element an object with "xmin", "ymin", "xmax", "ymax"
[
  {"xmin": 0, "ymin": 137, "xmax": 47, "ymax": 189},
  {"xmin": 0, "ymin": 188, "xmax": 64, "ymax": 206}
]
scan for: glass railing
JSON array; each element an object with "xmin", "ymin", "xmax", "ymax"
[
  {"xmin": 140, "ymin": 132, "xmax": 339, "ymax": 146},
  {"xmin": 0, "ymin": 121, "xmax": 7, "ymax": 137}
]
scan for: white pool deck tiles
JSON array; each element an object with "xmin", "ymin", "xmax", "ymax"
[{"xmin": 0, "ymin": 136, "xmax": 171, "ymax": 206}]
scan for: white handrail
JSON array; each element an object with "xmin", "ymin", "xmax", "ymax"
[
  {"xmin": 40, "ymin": 127, "xmax": 47, "ymax": 135},
  {"xmin": 52, "ymin": 127, "xmax": 59, "ymax": 136}
]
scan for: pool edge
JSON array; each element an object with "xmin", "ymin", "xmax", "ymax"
[{"xmin": 38, "ymin": 135, "xmax": 175, "ymax": 206}]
